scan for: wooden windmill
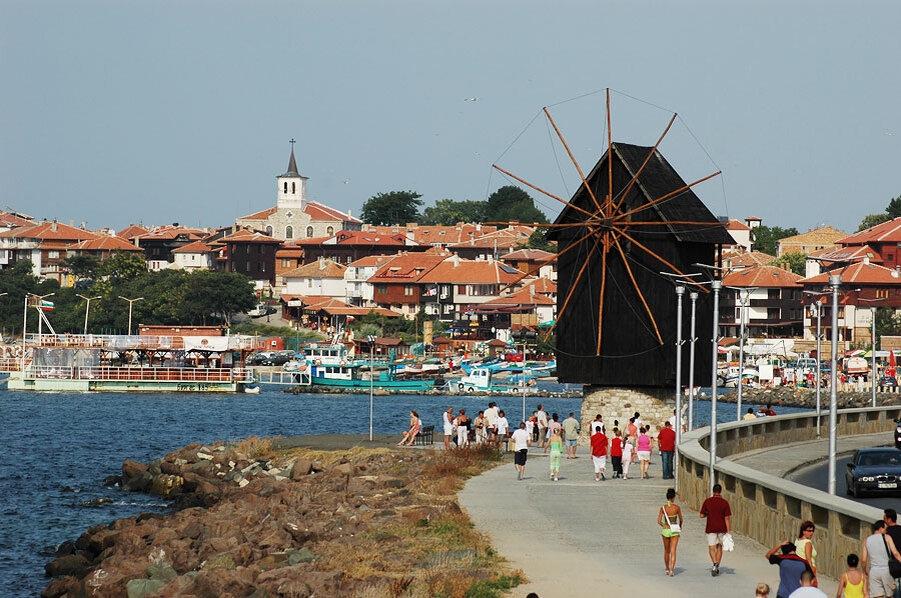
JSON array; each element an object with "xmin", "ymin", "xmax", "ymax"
[{"xmin": 492, "ymin": 91, "xmax": 733, "ymax": 386}]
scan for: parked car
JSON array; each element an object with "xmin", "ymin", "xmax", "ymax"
[
  {"xmin": 879, "ymin": 376, "xmax": 898, "ymax": 387},
  {"xmin": 260, "ymin": 354, "xmax": 291, "ymax": 366},
  {"xmin": 845, "ymin": 447, "xmax": 901, "ymax": 497},
  {"xmin": 246, "ymin": 352, "xmax": 273, "ymax": 365},
  {"xmin": 247, "ymin": 304, "xmax": 277, "ymax": 318}
]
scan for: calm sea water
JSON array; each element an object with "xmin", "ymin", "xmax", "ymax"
[{"xmin": 0, "ymin": 384, "xmax": 804, "ymax": 595}]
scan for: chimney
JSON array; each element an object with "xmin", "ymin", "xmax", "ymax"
[
  {"xmin": 318, "ymin": 256, "xmax": 325, "ymax": 270},
  {"xmin": 51, "ymin": 222, "xmax": 57, "ymax": 232},
  {"xmin": 347, "ymin": 209, "xmax": 352, "ymax": 219},
  {"xmin": 452, "ymin": 254, "xmax": 460, "ymax": 267}
]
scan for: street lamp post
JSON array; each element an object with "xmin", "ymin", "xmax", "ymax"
[
  {"xmin": 709, "ymin": 279, "xmax": 722, "ymax": 494},
  {"xmin": 674, "ymin": 285, "xmax": 685, "ymax": 490},
  {"xmin": 827, "ymin": 274, "xmax": 841, "ymax": 495},
  {"xmin": 804, "ymin": 291, "xmax": 828, "ymax": 437},
  {"xmin": 688, "ymin": 291, "xmax": 698, "ymax": 431},
  {"xmin": 118, "ymin": 296, "xmax": 144, "ymax": 336},
  {"xmin": 729, "ymin": 288, "xmax": 754, "ymax": 421},
  {"xmin": 859, "ymin": 298, "xmax": 886, "ymax": 407},
  {"xmin": 367, "ymin": 334, "xmax": 375, "ymax": 441},
  {"xmin": 77, "ymin": 294, "xmax": 101, "ymax": 336}
]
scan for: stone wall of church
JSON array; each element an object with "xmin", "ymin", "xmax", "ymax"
[{"xmin": 237, "ymin": 209, "xmax": 347, "ymax": 242}]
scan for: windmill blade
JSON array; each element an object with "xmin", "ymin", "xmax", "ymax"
[
  {"xmin": 497, "ymin": 228, "xmax": 595, "ymax": 294},
  {"xmin": 612, "ymin": 234, "xmax": 663, "ymax": 344},
  {"xmin": 543, "ymin": 107, "xmax": 604, "ymax": 214},
  {"xmin": 610, "ymin": 113, "xmax": 677, "ymax": 214},
  {"xmin": 616, "ymin": 228, "xmax": 709, "ymax": 293},
  {"xmin": 543, "ymin": 233, "xmax": 602, "ymax": 338},
  {"xmin": 492, "ymin": 164, "xmax": 597, "ymax": 220},
  {"xmin": 596, "ymin": 234, "xmax": 610, "ymax": 354}
]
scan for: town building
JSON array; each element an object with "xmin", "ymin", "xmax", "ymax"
[
  {"xmin": 344, "ymin": 255, "xmax": 395, "ymax": 307},
  {"xmin": 0, "ymin": 221, "xmax": 101, "ymax": 282},
  {"xmin": 366, "ymin": 249, "xmax": 451, "ymax": 319},
  {"xmin": 171, "ymin": 240, "xmax": 218, "ymax": 272},
  {"xmin": 236, "ymin": 147, "xmax": 361, "ymax": 241},
  {"xmin": 471, "ymin": 287, "xmax": 556, "ymax": 342},
  {"xmin": 445, "ymin": 225, "xmax": 536, "ymax": 260},
  {"xmin": 499, "ymin": 248, "xmax": 557, "ymax": 281},
  {"xmin": 721, "ymin": 248, "xmax": 777, "ymax": 272},
  {"xmin": 289, "ymin": 230, "xmax": 423, "ymax": 266},
  {"xmin": 417, "ymin": 255, "xmax": 523, "ymax": 323},
  {"xmin": 776, "ymin": 226, "xmax": 845, "ymax": 257},
  {"xmin": 832, "ymin": 217, "xmax": 901, "ymax": 270},
  {"xmin": 804, "ymin": 245, "xmax": 882, "ymax": 279},
  {"xmin": 719, "ymin": 264, "xmax": 804, "ymax": 337},
  {"xmin": 211, "ymin": 229, "xmax": 281, "ymax": 290},
  {"xmin": 360, "ymin": 223, "xmax": 498, "ymax": 247},
  {"xmin": 66, "ymin": 236, "xmax": 145, "ymax": 262},
  {"xmin": 281, "ymin": 258, "xmax": 347, "ymax": 299},
  {"xmin": 725, "ymin": 219, "xmax": 752, "ymax": 251},
  {"xmin": 135, "ymin": 226, "xmax": 208, "ymax": 271},
  {"xmin": 275, "ymin": 241, "xmax": 305, "ymax": 282}
]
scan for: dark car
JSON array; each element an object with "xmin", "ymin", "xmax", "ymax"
[
  {"xmin": 845, "ymin": 447, "xmax": 901, "ymax": 497},
  {"xmin": 880, "ymin": 376, "xmax": 898, "ymax": 387},
  {"xmin": 260, "ymin": 354, "xmax": 291, "ymax": 366}
]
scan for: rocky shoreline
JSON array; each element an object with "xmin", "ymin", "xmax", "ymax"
[
  {"xmin": 42, "ymin": 438, "xmax": 519, "ymax": 597},
  {"xmin": 713, "ymin": 387, "xmax": 901, "ymax": 410},
  {"xmin": 281, "ymin": 385, "xmax": 581, "ymax": 398}
]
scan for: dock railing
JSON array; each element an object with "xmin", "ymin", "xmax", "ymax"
[{"xmin": 25, "ymin": 365, "xmax": 253, "ymax": 383}]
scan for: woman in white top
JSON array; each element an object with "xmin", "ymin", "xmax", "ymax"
[
  {"xmin": 495, "ymin": 410, "xmax": 510, "ymax": 450},
  {"xmin": 443, "ymin": 406, "xmax": 454, "ymax": 450},
  {"xmin": 621, "ymin": 438, "xmax": 636, "ymax": 480}
]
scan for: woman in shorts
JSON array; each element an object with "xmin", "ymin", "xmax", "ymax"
[
  {"xmin": 657, "ymin": 487, "xmax": 683, "ymax": 576},
  {"xmin": 397, "ymin": 410, "xmax": 421, "ymax": 446},
  {"xmin": 637, "ymin": 426, "xmax": 653, "ymax": 479},
  {"xmin": 548, "ymin": 428, "xmax": 563, "ymax": 481},
  {"xmin": 621, "ymin": 437, "xmax": 636, "ymax": 480}
]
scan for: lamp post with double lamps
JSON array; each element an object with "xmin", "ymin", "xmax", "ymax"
[
  {"xmin": 688, "ymin": 291, "xmax": 699, "ymax": 431},
  {"xmin": 725, "ymin": 286, "xmax": 756, "ymax": 421},
  {"xmin": 77, "ymin": 294, "xmax": 101, "ymax": 336},
  {"xmin": 859, "ymin": 297, "xmax": 886, "ymax": 407},
  {"xmin": 803, "ymin": 292, "xmax": 826, "ymax": 437},
  {"xmin": 118, "ymin": 296, "xmax": 144, "ymax": 336}
]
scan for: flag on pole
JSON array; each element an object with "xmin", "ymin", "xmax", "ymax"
[{"xmin": 40, "ymin": 300, "xmax": 54, "ymax": 311}]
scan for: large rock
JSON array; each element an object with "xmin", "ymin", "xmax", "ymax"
[
  {"xmin": 149, "ymin": 474, "xmax": 184, "ymax": 496},
  {"xmin": 44, "ymin": 554, "xmax": 90, "ymax": 578},
  {"xmin": 122, "ymin": 459, "xmax": 148, "ymax": 479},
  {"xmin": 125, "ymin": 578, "xmax": 166, "ymax": 598},
  {"xmin": 290, "ymin": 458, "xmax": 313, "ymax": 479}
]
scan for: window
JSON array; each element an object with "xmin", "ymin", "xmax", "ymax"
[
  {"xmin": 285, "ymin": 226, "xmax": 293, "ymax": 239},
  {"xmin": 458, "ymin": 285, "xmax": 466, "ymax": 295},
  {"xmin": 306, "ymin": 226, "xmax": 314, "ymax": 238},
  {"xmin": 284, "ymin": 182, "xmax": 288, "ymax": 193},
  {"xmin": 307, "ymin": 279, "xmax": 313, "ymax": 288},
  {"xmin": 404, "ymin": 285, "xmax": 414, "ymax": 296},
  {"xmin": 327, "ymin": 226, "xmax": 334, "ymax": 236},
  {"xmin": 265, "ymin": 226, "xmax": 273, "ymax": 236},
  {"xmin": 377, "ymin": 284, "xmax": 388, "ymax": 295},
  {"xmin": 48, "ymin": 250, "xmax": 59, "ymax": 258},
  {"xmin": 282, "ymin": 258, "xmax": 290, "ymax": 268},
  {"xmin": 291, "ymin": 182, "xmax": 296, "ymax": 194}
]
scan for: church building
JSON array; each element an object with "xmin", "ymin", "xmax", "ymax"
[{"xmin": 236, "ymin": 145, "xmax": 362, "ymax": 241}]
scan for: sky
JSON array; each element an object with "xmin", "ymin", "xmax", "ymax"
[{"xmin": 2, "ymin": 1, "xmax": 900, "ymax": 233}]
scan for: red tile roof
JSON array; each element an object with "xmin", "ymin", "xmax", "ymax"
[
  {"xmin": 172, "ymin": 240, "xmax": 217, "ymax": 254},
  {"xmin": 0, "ymin": 211, "xmax": 32, "ymax": 228},
  {"xmin": 240, "ymin": 206, "xmax": 278, "ymax": 221},
  {"xmin": 726, "ymin": 219, "xmax": 751, "ymax": 231},
  {"xmin": 837, "ymin": 218, "xmax": 901, "ymax": 245},
  {"xmin": 137, "ymin": 227, "xmax": 207, "ymax": 241},
  {"xmin": 218, "ymin": 229, "xmax": 282, "ymax": 244},
  {"xmin": 68, "ymin": 236, "xmax": 143, "ymax": 252},
  {"xmin": 810, "ymin": 244, "xmax": 882, "ymax": 263},
  {"xmin": 293, "ymin": 230, "xmax": 412, "ymax": 247},
  {"xmin": 522, "ymin": 277, "xmax": 557, "ymax": 294},
  {"xmin": 281, "ymin": 259, "xmax": 347, "ymax": 279},
  {"xmin": 723, "ymin": 265, "xmax": 802, "ymax": 288},
  {"xmin": 280, "ymin": 294, "xmax": 400, "ymax": 317},
  {"xmin": 117, "ymin": 224, "xmax": 150, "ymax": 239},
  {"xmin": 0, "ymin": 221, "xmax": 100, "ymax": 241},
  {"xmin": 482, "ymin": 288, "xmax": 555, "ymax": 306},
  {"xmin": 801, "ymin": 261, "xmax": 901, "ymax": 285},
  {"xmin": 362, "ymin": 223, "xmax": 499, "ymax": 245},
  {"xmin": 368, "ymin": 252, "xmax": 449, "ymax": 283},
  {"xmin": 347, "ymin": 254, "xmax": 396, "ymax": 268},
  {"xmin": 418, "ymin": 258, "xmax": 524, "ymax": 284},
  {"xmin": 447, "ymin": 225, "xmax": 535, "ymax": 250},
  {"xmin": 500, "ymin": 248, "xmax": 556, "ymax": 262},
  {"xmin": 304, "ymin": 201, "xmax": 361, "ymax": 223},
  {"xmin": 722, "ymin": 249, "xmax": 777, "ymax": 269}
]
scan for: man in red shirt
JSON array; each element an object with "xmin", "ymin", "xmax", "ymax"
[
  {"xmin": 700, "ymin": 484, "xmax": 732, "ymax": 577},
  {"xmin": 590, "ymin": 427, "xmax": 608, "ymax": 481},
  {"xmin": 658, "ymin": 421, "xmax": 676, "ymax": 480},
  {"xmin": 610, "ymin": 429, "xmax": 624, "ymax": 479}
]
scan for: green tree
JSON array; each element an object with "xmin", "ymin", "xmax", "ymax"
[
  {"xmin": 751, "ymin": 225, "xmax": 798, "ymax": 255},
  {"xmin": 522, "ymin": 228, "xmax": 556, "ymax": 252},
  {"xmin": 485, "ymin": 186, "xmax": 548, "ymax": 225},
  {"xmin": 98, "ymin": 252, "xmax": 147, "ymax": 283},
  {"xmin": 858, "ymin": 213, "xmax": 891, "ymax": 232},
  {"xmin": 772, "ymin": 251, "xmax": 806, "ymax": 276},
  {"xmin": 887, "ymin": 195, "xmax": 901, "ymax": 219},
  {"xmin": 360, "ymin": 191, "xmax": 423, "ymax": 225},
  {"xmin": 420, "ymin": 199, "xmax": 487, "ymax": 225},
  {"xmin": 61, "ymin": 255, "xmax": 100, "ymax": 282},
  {"xmin": 876, "ymin": 307, "xmax": 901, "ymax": 341}
]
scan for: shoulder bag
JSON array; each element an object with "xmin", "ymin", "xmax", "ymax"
[
  {"xmin": 882, "ymin": 534, "xmax": 901, "ymax": 578},
  {"xmin": 664, "ymin": 508, "xmax": 681, "ymax": 533}
]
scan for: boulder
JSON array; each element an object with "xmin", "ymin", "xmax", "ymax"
[
  {"xmin": 331, "ymin": 462, "xmax": 355, "ymax": 477},
  {"xmin": 44, "ymin": 554, "xmax": 90, "ymax": 578},
  {"xmin": 40, "ymin": 576, "xmax": 79, "ymax": 598},
  {"xmin": 124, "ymin": 472, "xmax": 153, "ymax": 493},
  {"xmin": 125, "ymin": 578, "xmax": 166, "ymax": 598},
  {"xmin": 149, "ymin": 474, "xmax": 184, "ymax": 496},
  {"xmin": 146, "ymin": 563, "xmax": 178, "ymax": 583},
  {"xmin": 122, "ymin": 459, "xmax": 148, "ymax": 479},
  {"xmin": 160, "ymin": 461, "xmax": 182, "ymax": 476},
  {"xmin": 290, "ymin": 459, "xmax": 313, "ymax": 480},
  {"xmin": 103, "ymin": 475, "xmax": 121, "ymax": 487}
]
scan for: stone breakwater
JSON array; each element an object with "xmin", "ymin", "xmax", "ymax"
[
  {"xmin": 282, "ymin": 386, "xmax": 581, "ymax": 398},
  {"xmin": 41, "ymin": 441, "xmax": 512, "ymax": 598},
  {"xmin": 714, "ymin": 387, "xmax": 901, "ymax": 410}
]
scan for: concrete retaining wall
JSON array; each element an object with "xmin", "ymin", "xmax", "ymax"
[{"xmin": 678, "ymin": 407, "xmax": 901, "ymax": 579}]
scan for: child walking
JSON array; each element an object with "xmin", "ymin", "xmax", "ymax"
[{"xmin": 835, "ymin": 553, "xmax": 865, "ymax": 598}]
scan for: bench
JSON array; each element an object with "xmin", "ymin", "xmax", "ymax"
[{"xmin": 416, "ymin": 425, "xmax": 435, "ymax": 446}]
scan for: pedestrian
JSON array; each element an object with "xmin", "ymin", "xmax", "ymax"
[
  {"xmin": 743, "ymin": 407, "xmax": 758, "ymax": 420},
  {"xmin": 756, "ymin": 583, "xmax": 770, "ymax": 598},
  {"xmin": 788, "ymin": 570, "xmax": 827, "ymax": 597},
  {"xmin": 633, "ymin": 411, "xmax": 643, "ymax": 429},
  {"xmin": 443, "ymin": 406, "xmax": 454, "ymax": 450},
  {"xmin": 544, "ymin": 413, "xmax": 561, "ymax": 453},
  {"xmin": 626, "ymin": 417, "xmax": 638, "ymax": 441},
  {"xmin": 548, "ymin": 428, "xmax": 563, "ymax": 481},
  {"xmin": 835, "ymin": 553, "xmax": 866, "ymax": 598},
  {"xmin": 757, "ymin": 405, "xmax": 769, "ymax": 417},
  {"xmin": 610, "ymin": 428, "xmax": 623, "ymax": 478},
  {"xmin": 590, "ymin": 414, "xmax": 605, "ymax": 434},
  {"xmin": 590, "ymin": 425, "xmax": 608, "ymax": 481},
  {"xmin": 562, "ymin": 412, "xmax": 580, "ymax": 459},
  {"xmin": 668, "ymin": 409, "xmax": 686, "ymax": 432},
  {"xmin": 766, "ymin": 541, "xmax": 812, "ymax": 598},
  {"xmin": 397, "ymin": 410, "xmax": 421, "ymax": 446},
  {"xmin": 794, "ymin": 521, "xmax": 818, "ymax": 585},
  {"xmin": 637, "ymin": 426, "xmax": 653, "ymax": 479},
  {"xmin": 658, "ymin": 421, "xmax": 676, "ymax": 480},
  {"xmin": 658, "ymin": 487, "xmax": 683, "ymax": 576},
  {"xmin": 862, "ymin": 520, "xmax": 901, "ymax": 598},
  {"xmin": 621, "ymin": 437, "xmax": 635, "ymax": 480},
  {"xmin": 496, "ymin": 410, "xmax": 510, "ymax": 451},
  {"xmin": 700, "ymin": 483, "xmax": 732, "ymax": 576},
  {"xmin": 511, "ymin": 422, "xmax": 531, "ymax": 480},
  {"xmin": 527, "ymin": 412, "xmax": 536, "ymax": 442},
  {"xmin": 456, "ymin": 409, "xmax": 469, "ymax": 447},
  {"xmin": 485, "ymin": 402, "xmax": 499, "ymax": 446},
  {"xmin": 473, "ymin": 411, "xmax": 486, "ymax": 444},
  {"xmin": 766, "ymin": 404, "xmax": 776, "ymax": 416},
  {"xmin": 536, "ymin": 404, "xmax": 548, "ymax": 447}
]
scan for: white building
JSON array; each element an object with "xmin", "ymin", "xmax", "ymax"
[
  {"xmin": 171, "ymin": 240, "xmax": 218, "ymax": 271},
  {"xmin": 282, "ymin": 257, "xmax": 347, "ymax": 299},
  {"xmin": 344, "ymin": 255, "xmax": 394, "ymax": 307}
]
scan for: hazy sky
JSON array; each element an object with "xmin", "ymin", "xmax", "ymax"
[{"xmin": 2, "ymin": 1, "xmax": 899, "ymax": 233}]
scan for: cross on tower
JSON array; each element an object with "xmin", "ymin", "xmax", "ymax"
[{"xmin": 289, "ymin": 138, "xmax": 296, "ymax": 148}]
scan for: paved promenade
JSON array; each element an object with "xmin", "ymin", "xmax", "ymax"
[{"xmin": 459, "ymin": 449, "xmax": 839, "ymax": 597}]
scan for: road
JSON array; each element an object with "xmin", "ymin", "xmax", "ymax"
[{"xmin": 789, "ymin": 452, "xmax": 901, "ymax": 511}]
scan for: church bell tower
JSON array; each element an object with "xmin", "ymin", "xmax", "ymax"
[{"xmin": 277, "ymin": 140, "xmax": 308, "ymax": 210}]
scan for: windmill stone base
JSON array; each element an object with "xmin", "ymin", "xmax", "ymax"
[{"xmin": 578, "ymin": 386, "xmax": 682, "ymax": 446}]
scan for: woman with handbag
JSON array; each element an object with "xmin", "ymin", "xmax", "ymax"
[
  {"xmin": 794, "ymin": 520, "xmax": 818, "ymax": 585},
  {"xmin": 657, "ymin": 487, "xmax": 683, "ymax": 576}
]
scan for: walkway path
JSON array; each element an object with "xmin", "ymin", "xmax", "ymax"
[{"xmin": 459, "ymin": 450, "xmax": 838, "ymax": 597}]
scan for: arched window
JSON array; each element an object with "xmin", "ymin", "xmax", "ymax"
[
  {"xmin": 285, "ymin": 226, "xmax": 293, "ymax": 239},
  {"xmin": 291, "ymin": 182, "xmax": 296, "ymax": 194},
  {"xmin": 283, "ymin": 182, "xmax": 288, "ymax": 193},
  {"xmin": 265, "ymin": 225, "xmax": 273, "ymax": 236},
  {"xmin": 326, "ymin": 226, "xmax": 334, "ymax": 236},
  {"xmin": 306, "ymin": 226, "xmax": 314, "ymax": 238}
]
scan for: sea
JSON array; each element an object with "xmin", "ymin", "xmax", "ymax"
[{"xmin": 0, "ymin": 384, "xmax": 806, "ymax": 595}]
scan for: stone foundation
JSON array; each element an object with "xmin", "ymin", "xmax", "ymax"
[{"xmin": 578, "ymin": 386, "xmax": 681, "ymax": 445}]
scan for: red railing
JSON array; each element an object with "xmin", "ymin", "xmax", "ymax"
[{"xmin": 26, "ymin": 365, "xmax": 252, "ymax": 383}]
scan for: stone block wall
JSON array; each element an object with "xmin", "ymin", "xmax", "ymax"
[{"xmin": 578, "ymin": 386, "xmax": 682, "ymax": 446}]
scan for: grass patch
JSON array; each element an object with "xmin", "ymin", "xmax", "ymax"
[
  {"xmin": 464, "ymin": 573, "xmax": 524, "ymax": 598},
  {"xmin": 233, "ymin": 436, "xmax": 276, "ymax": 459}
]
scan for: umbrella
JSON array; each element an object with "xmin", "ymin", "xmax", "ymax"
[{"xmin": 890, "ymin": 350, "xmax": 897, "ymax": 378}]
